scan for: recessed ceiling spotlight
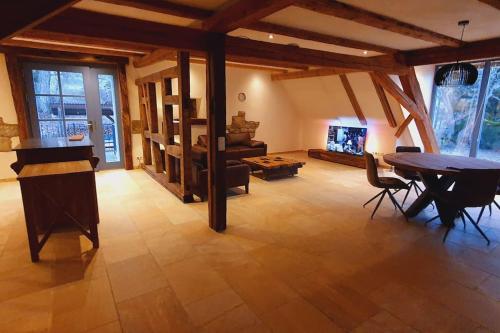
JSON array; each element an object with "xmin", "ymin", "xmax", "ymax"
[
  {"xmin": 268, "ymin": 34, "xmax": 274, "ymax": 40},
  {"xmin": 363, "ymin": 50, "xmax": 368, "ymax": 55}
]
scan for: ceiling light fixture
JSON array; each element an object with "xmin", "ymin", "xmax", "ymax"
[
  {"xmin": 363, "ymin": 50, "xmax": 368, "ymax": 55},
  {"xmin": 434, "ymin": 20, "xmax": 478, "ymax": 87},
  {"xmin": 268, "ymin": 34, "xmax": 274, "ymax": 40}
]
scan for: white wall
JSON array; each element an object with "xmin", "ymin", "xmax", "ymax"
[
  {"xmin": 277, "ymin": 72, "xmax": 414, "ymax": 155},
  {"xmin": 0, "ymin": 54, "xmax": 20, "ymax": 180}
]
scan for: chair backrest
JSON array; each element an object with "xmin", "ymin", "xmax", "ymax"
[
  {"xmin": 396, "ymin": 146, "xmax": 421, "ymax": 153},
  {"xmin": 452, "ymin": 169, "xmax": 500, "ymax": 207},
  {"xmin": 365, "ymin": 152, "xmax": 381, "ymax": 187}
]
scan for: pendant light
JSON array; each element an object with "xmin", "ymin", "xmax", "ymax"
[{"xmin": 434, "ymin": 20, "xmax": 478, "ymax": 87}]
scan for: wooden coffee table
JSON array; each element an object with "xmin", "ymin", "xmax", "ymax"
[{"xmin": 241, "ymin": 156, "xmax": 305, "ymax": 180}]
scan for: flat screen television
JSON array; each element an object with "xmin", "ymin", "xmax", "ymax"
[{"xmin": 326, "ymin": 126, "xmax": 367, "ymax": 156}]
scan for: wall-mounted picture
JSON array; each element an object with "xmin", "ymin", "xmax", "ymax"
[{"xmin": 326, "ymin": 125, "xmax": 367, "ymax": 156}]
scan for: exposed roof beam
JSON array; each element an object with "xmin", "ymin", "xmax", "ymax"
[
  {"xmin": 339, "ymin": 74, "xmax": 367, "ymax": 125},
  {"xmin": 369, "ymin": 72, "xmax": 397, "ymax": 128},
  {"xmin": 395, "ymin": 115, "xmax": 414, "ymax": 138},
  {"xmin": 96, "ymin": 0, "xmax": 213, "ymax": 19},
  {"xmin": 0, "ymin": 0, "xmax": 78, "ymax": 41},
  {"xmin": 18, "ymin": 29, "xmax": 156, "ymax": 54},
  {"xmin": 478, "ymin": 0, "xmax": 500, "ymax": 10},
  {"xmin": 246, "ymin": 21, "xmax": 398, "ymax": 54},
  {"xmin": 402, "ymin": 37, "xmax": 500, "ymax": 66},
  {"xmin": 0, "ymin": 45, "xmax": 129, "ymax": 64},
  {"xmin": 34, "ymin": 9, "xmax": 407, "ymax": 73},
  {"xmin": 270, "ymin": 67, "xmax": 356, "ymax": 80},
  {"xmin": 296, "ymin": 0, "xmax": 463, "ymax": 47},
  {"xmin": 202, "ymin": 0, "xmax": 296, "ymax": 33},
  {"xmin": 2, "ymin": 38, "xmax": 141, "ymax": 58}
]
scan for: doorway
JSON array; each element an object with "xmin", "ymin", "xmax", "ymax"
[{"xmin": 24, "ymin": 63, "xmax": 124, "ymax": 169}]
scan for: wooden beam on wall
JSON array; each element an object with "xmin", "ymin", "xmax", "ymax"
[
  {"xmin": 296, "ymin": 0, "xmax": 462, "ymax": 47},
  {"xmin": 96, "ymin": 0, "xmax": 213, "ymax": 19},
  {"xmin": 19, "ymin": 29, "xmax": 155, "ymax": 54},
  {"xmin": 478, "ymin": 0, "xmax": 500, "ymax": 10},
  {"xmin": 339, "ymin": 74, "xmax": 367, "ymax": 126},
  {"xmin": 271, "ymin": 67, "xmax": 356, "ymax": 81},
  {"xmin": 395, "ymin": 115, "xmax": 414, "ymax": 138},
  {"xmin": 369, "ymin": 73, "xmax": 397, "ymax": 127},
  {"xmin": 202, "ymin": 0, "xmax": 295, "ymax": 33},
  {"xmin": 206, "ymin": 33, "xmax": 227, "ymax": 232},
  {"xmin": 4, "ymin": 53, "xmax": 29, "ymax": 140},
  {"xmin": 117, "ymin": 64, "xmax": 133, "ymax": 170},
  {"xmin": 246, "ymin": 21, "xmax": 398, "ymax": 54},
  {"xmin": 0, "ymin": 0, "xmax": 78, "ymax": 41},
  {"xmin": 402, "ymin": 37, "xmax": 500, "ymax": 66}
]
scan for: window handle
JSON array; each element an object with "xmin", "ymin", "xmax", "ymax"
[{"xmin": 87, "ymin": 121, "xmax": 94, "ymax": 132}]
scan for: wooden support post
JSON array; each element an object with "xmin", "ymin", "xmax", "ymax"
[
  {"xmin": 5, "ymin": 53, "xmax": 30, "ymax": 140},
  {"xmin": 177, "ymin": 51, "xmax": 192, "ymax": 197},
  {"xmin": 399, "ymin": 69, "xmax": 440, "ymax": 153},
  {"xmin": 206, "ymin": 33, "xmax": 227, "ymax": 232},
  {"xmin": 395, "ymin": 115, "xmax": 414, "ymax": 138},
  {"xmin": 369, "ymin": 72, "xmax": 397, "ymax": 128},
  {"xmin": 162, "ymin": 77, "xmax": 176, "ymax": 182},
  {"xmin": 117, "ymin": 64, "xmax": 133, "ymax": 169},
  {"xmin": 144, "ymin": 82, "xmax": 163, "ymax": 172},
  {"xmin": 339, "ymin": 74, "xmax": 367, "ymax": 126},
  {"xmin": 138, "ymin": 84, "xmax": 152, "ymax": 165}
]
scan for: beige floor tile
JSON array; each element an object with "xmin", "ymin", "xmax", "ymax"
[
  {"xmin": 107, "ymin": 253, "xmax": 168, "ymax": 303},
  {"xmin": 184, "ymin": 289, "xmax": 243, "ymax": 327},
  {"xmin": 352, "ymin": 311, "xmax": 418, "ymax": 333},
  {"xmin": 201, "ymin": 304, "xmax": 262, "ymax": 333},
  {"xmin": 85, "ymin": 321, "xmax": 122, "ymax": 333},
  {"xmin": 117, "ymin": 287, "xmax": 195, "ymax": 333},
  {"xmin": 478, "ymin": 275, "xmax": 500, "ymax": 301}
]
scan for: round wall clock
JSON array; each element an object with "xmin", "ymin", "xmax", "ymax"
[{"xmin": 238, "ymin": 92, "xmax": 246, "ymax": 102}]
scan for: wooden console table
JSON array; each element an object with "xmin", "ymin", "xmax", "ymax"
[{"xmin": 11, "ymin": 137, "xmax": 100, "ymax": 262}]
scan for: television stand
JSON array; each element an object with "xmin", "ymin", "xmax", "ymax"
[{"xmin": 308, "ymin": 149, "xmax": 374, "ymax": 169}]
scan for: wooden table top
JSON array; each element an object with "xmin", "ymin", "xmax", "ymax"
[
  {"xmin": 13, "ymin": 137, "xmax": 93, "ymax": 151},
  {"xmin": 18, "ymin": 161, "xmax": 93, "ymax": 179},
  {"xmin": 383, "ymin": 152, "xmax": 500, "ymax": 175},
  {"xmin": 242, "ymin": 156, "xmax": 305, "ymax": 170}
]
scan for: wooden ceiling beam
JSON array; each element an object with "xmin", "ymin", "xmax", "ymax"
[
  {"xmin": 339, "ymin": 74, "xmax": 367, "ymax": 126},
  {"xmin": 17, "ymin": 29, "xmax": 156, "ymax": 54},
  {"xmin": 2, "ymin": 38, "xmax": 140, "ymax": 58},
  {"xmin": 270, "ymin": 67, "xmax": 356, "ymax": 80},
  {"xmin": 0, "ymin": 0, "xmax": 78, "ymax": 41},
  {"xmin": 34, "ymin": 9, "xmax": 406, "ymax": 73},
  {"xmin": 246, "ymin": 21, "xmax": 398, "ymax": 54},
  {"xmin": 0, "ymin": 45, "xmax": 129, "ymax": 65},
  {"xmin": 478, "ymin": 0, "xmax": 500, "ymax": 10},
  {"xmin": 202, "ymin": 0, "xmax": 296, "ymax": 33},
  {"xmin": 395, "ymin": 115, "xmax": 414, "ymax": 138},
  {"xmin": 296, "ymin": 0, "xmax": 463, "ymax": 47},
  {"xmin": 369, "ymin": 72, "xmax": 397, "ymax": 128},
  {"xmin": 401, "ymin": 37, "xmax": 500, "ymax": 66},
  {"xmin": 96, "ymin": 0, "xmax": 213, "ymax": 19}
]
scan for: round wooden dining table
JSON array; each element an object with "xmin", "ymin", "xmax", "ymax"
[{"xmin": 383, "ymin": 152, "xmax": 500, "ymax": 226}]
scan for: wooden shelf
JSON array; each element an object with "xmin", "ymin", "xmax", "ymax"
[{"xmin": 163, "ymin": 95, "xmax": 179, "ymax": 105}]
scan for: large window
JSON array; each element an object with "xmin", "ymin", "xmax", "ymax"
[{"xmin": 431, "ymin": 60, "xmax": 500, "ymax": 161}]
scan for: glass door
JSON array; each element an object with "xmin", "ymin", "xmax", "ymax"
[{"xmin": 24, "ymin": 63, "xmax": 124, "ymax": 169}]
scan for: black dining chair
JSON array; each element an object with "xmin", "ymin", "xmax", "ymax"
[
  {"xmin": 394, "ymin": 146, "xmax": 425, "ymax": 206},
  {"xmin": 487, "ymin": 183, "xmax": 500, "ymax": 214},
  {"xmin": 430, "ymin": 168, "xmax": 500, "ymax": 244},
  {"xmin": 363, "ymin": 152, "xmax": 408, "ymax": 220}
]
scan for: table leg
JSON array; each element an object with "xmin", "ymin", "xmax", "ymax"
[{"xmin": 405, "ymin": 173, "xmax": 456, "ymax": 227}]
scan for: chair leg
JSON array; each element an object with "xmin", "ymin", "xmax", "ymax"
[
  {"xmin": 494, "ymin": 200, "xmax": 500, "ymax": 210},
  {"xmin": 460, "ymin": 211, "xmax": 466, "ymax": 229},
  {"xmin": 245, "ymin": 184, "xmax": 249, "ymax": 194},
  {"xmin": 425, "ymin": 215, "xmax": 440, "ymax": 224},
  {"xmin": 463, "ymin": 209, "xmax": 490, "ymax": 245},
  {"xmin": 363, "ymin": 190, "xmax": 384, "ymax": 208},
  {"xmin": 477, "ymin": 206, "xmax": 486, "ymax": 224},
  {"xmin": 442, "ymin": 225, "xmax": 453, "ymax": 243},
  {"xmin": 488, "ymin": 204, "xmax": 492, "ymax": 216},
  {"xmin": 401, "ymin": 183, "xmax": 413, "ymax": 207},
  {"xmin": 387, "ymin": 190, "xmax": 407, "ymax": 221},
  {"xmin": 371, "ymin": 190, "xmax": 386, "ymax": 220}
]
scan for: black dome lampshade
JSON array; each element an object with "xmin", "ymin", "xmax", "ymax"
[{"xmin": 434, "ymin": 20, "xmax": 478, "ymax": 87}]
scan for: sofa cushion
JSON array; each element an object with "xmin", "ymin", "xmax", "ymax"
[
  {"xmin": 226, "ymin": 133, "xmax": 251, "ymax": 146},
  {"xmin": 197, "ymin": 135, "xmax": 208, "ymax": 147}
]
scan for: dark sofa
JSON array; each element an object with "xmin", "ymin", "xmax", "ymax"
[{"xmin": 192, "ymin": 133, "xmax": 267, "ymax": 166}]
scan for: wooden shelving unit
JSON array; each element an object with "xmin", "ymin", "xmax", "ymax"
[{"xmin": 137, "ymin": 51, "xmax": 193, "ymax": 202}]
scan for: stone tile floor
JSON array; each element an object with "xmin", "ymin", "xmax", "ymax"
[{"xmin": 0, "ymin": 152, "xmax": 499, "ymax": 332}]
